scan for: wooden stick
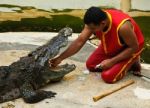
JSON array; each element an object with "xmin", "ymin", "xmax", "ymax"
[{"xmin": 93, "ymin": 80, "xmax": 135, "ymax": 102}]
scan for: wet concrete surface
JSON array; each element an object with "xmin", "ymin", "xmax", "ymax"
[{"xmin": 0, "ymin": 32, "xmax": 149, "ymax": 108}]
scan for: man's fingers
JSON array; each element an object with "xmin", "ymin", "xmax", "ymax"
[
  {"xmin": 49, "ymin": 59, "xmax": 55, "ymax": 64},
  {"xmin": 49, "ymin": 63, "xmax": 56, "ymax": 68},
  {"xmin": 48, "ymin": 59, "xmax": 54, "ymax": 67},
  {"xmin": 49, "ymin": 62, "xmax": 52, "ymax": 67},
  {"xmin": 48, "ymin": 60, "xmax": 51, "ymax": 64},
  {"xmin": 48, "ymin": 57, "xmax": 61, "ymax": 68},
  {"xmin": 48, "ymin": 59, "xmax": 51, "ymax": 63},
  {"xmin": 48, "ymin": 60, "xmax": 57, "ymax": 68}
]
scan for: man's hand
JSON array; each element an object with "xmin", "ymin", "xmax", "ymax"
[
  {"xmin": 100, "ymin": 59, "xmax": 114, "ymax": 70},
  {"xmin": 49, "ymin": 57, "xmax": 62, "ymax": 67}
]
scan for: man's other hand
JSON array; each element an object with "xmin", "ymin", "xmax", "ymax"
[{"xmin": 100, "ymin": 59, "xmax": 114, "ymax": 70}]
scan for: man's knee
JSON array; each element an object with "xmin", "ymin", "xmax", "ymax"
[
  {"xmin": 86, "ymin": 60, "xmax": 95, "ymax": 72},
  {"xmin": 101, "ymin": 71, "xmax": 116, "ymax": 84}
]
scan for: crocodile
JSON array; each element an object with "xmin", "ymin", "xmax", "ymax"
[{"xmin": 0, "ymin": 27, "xmax": 76, "ymax": 104}]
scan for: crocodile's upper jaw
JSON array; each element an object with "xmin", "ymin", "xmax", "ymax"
[
  {"xmin": 58, "ymin": 27, "xmax": 73, "ymax": 47},
  {"xmin": 58, "ymin": 27, "xmax": 73, "ymax": 37}
]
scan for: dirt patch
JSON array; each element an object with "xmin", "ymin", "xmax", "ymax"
[{"xmin": 0, "ymin": 50, "xmax": 29, "ymax": 66}]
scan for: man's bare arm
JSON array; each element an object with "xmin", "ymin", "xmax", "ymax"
[{"xmin": 111, "ymin": 21, "xmax": 139, "ymax": 64}]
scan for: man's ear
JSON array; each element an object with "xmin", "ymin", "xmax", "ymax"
[{"xmin": 101, "ymin": 20, "xmax": 106, "ymax": 25}]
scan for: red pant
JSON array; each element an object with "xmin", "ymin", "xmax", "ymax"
[{"xmin": 86, "ymin": 45, "xmax": 143, "ymax": 83}]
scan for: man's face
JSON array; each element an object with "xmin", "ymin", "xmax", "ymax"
[{"xmin": 87, "ymin": 21, "xmax": 106, "ymax": 32}]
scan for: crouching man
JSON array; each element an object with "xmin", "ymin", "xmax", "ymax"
[{"xmin": 49, "ymin": 7, "xmax": 144, "ymax": 83}]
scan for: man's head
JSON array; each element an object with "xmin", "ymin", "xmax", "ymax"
[{"xmin": 84, "ymin": 7, "xmax": 108, "ymax": 32}]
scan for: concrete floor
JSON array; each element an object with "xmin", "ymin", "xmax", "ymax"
[{"xmin": 0, "ymin": 32, "xmax": 149, "ymax": 108}]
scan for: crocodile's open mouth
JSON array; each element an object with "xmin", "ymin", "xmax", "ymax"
[
  {"xmin": 46, "ymin": 27, "xmax": 73, "ymax": 65},
  {"xmin": 48, "ymin": 27, "xmax": 76, "ymax": 71}
]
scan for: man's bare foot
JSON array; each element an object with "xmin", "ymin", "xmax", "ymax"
[{"xmin": 130, "ymin": 61, "xmax": 142, "ymax": 77}]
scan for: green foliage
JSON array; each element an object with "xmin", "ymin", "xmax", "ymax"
[
  {"xmin": 133, "ymin": 16, "xmax": 150, "ymax": 63},
  {"xmin": 0, "ymin": 15, "xmax": 84, "ymax": 33}
]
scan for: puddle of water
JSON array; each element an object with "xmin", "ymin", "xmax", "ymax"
[
  {"xmin": 141, "ymin": 64, "xmax": 150, "ymax": 70},
  {"xmin": 133, "ymin": 87, "xmax": 150, "ymax": 100}
]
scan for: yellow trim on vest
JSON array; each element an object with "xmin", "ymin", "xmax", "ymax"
[
  {"xmin": 101, "ymin": 12, "xmax": 112, "ymax": 54},
  {"xmin": 102, "ymin": 33, "xmax": 107, "ymax": 54},
  {"xmin": 112, "ymin": 48, "xmax": 144, "ymax": 82},
  {"xmin": 103, "ymin": 12, "xmax": 112, "ymax": 34},
  {"xmin": 116, "ymin": 18, "xmax": 130, "ymax": 47}
]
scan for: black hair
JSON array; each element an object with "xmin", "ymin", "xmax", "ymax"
[{"xmin": 84, "ymin": 7, "xmax": 107, "ymax": 25}]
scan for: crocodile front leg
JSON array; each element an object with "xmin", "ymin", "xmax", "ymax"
[{"xmin": 20, "ymin": 82, "xmax": 56, "ymax": 103}]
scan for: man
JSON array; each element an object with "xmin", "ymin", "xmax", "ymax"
[{"xmin": 49, "ymin": 7, "xmax": 144, "ymax": 83}]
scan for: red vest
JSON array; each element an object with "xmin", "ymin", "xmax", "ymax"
[{"xmin": 96, "ymin": 9, "xmax": 144, "ymax": 57}]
